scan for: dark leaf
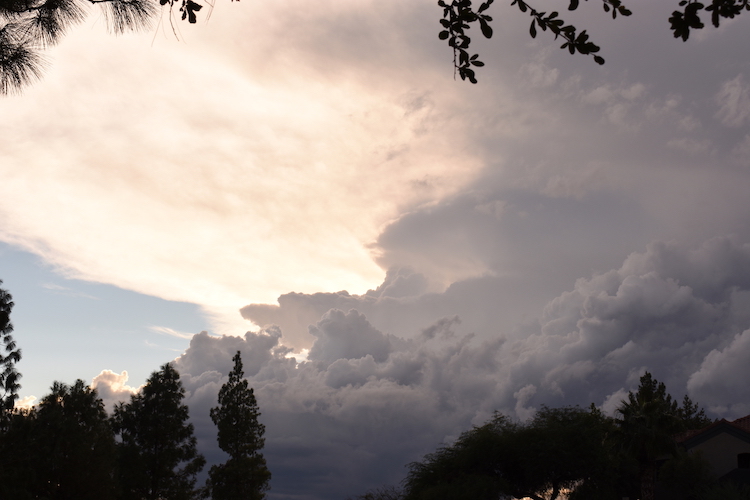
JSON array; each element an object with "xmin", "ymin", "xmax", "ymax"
[
  {"xmin": 477, "ymin": 0, "xmax": 493, "ymax": 14},
  {"xmin": 479, "ymin": 18, "xmax": 493, "ymax": 37},
  {"xmin": 459, "ymin": 49, "xmax": 469, "ymax": 65}
]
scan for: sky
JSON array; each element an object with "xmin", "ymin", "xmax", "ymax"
[{"xmin": 2, "ymin": 0, "xmax": 750, "ymax": 498}]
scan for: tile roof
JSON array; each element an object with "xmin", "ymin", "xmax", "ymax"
[
  {"xmin": 675, "ymin": 415, "xmax": 750, "ymax": 444},
  {"xmin": 731, "ymin": 415, "xmax": 750, "ymax": 433}
]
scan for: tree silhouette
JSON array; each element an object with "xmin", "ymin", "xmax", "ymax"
[
  {"xmin": 0, "ymin": 279, "xmax": 20, "ymax": 413},
  {"xmin": 0, "ymin": 380, "xmax": 117, "ymax": 499},
  {"xmin": 30, "ymin": 380, "xmax": 118, "ymax": 500},
  {"xmin": 112, "ymin": 362, "xmax": 205, "ymax": 500},
  {"xmin": 403, "ymin": 406, "xmax": 617, "ymax": 500},
  {"xmin": 207, "ymin": 350, "xmax": 271, "ymax": 500},
  {"xmin": 615, "ymin": 372, "xmax": 693, "ymax": 500}
]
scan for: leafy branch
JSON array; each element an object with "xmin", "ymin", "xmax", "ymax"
[
  {"xmin": 669, "ymin": 0, "xmax": 750, "ymax": 41},
  {"xmin": 438, "ymin": 0, "xmax": 750, "ymax": 83},
  {"xmin": 438, "ymin": 0, "xmax": 632, "ymax": 83},
  {"xmin": 438, "ymin": 0, "xmax": 493, "ymax": 84}
]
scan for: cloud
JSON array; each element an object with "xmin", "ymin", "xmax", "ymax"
[
  {"xmin": 14, "ymin": 395, "xmax": 37, "ymax": 410},
  {"xmin": 170, "ymin": 313, "xmax": 513, "ymax": 499},
  {"xmin": 0, "ymin": 0, "xmax": 487, "ymax": 336},
  {"xmin": 7, "ymin": 2, "xmax": 750, "ymax": 497},
  {"xmin": 150, "ymin": 326, "xmax": 195, "ymax": 340},
  {"xmin": 716, "ymin": 74, "xmax": 750, "ymax": 127},
  {"xmin": 91, "ymin": 370, "xmax": 140, "ymax": 410},
  {"xmin": 688, "ymin": 329, "xmax": 750, "ymax": 416},
  {"xmin": 41, "ymin": 283, "xmax": 100, "ymax": 300},
  {"xmin": 241, "ymin": 267, "xmax": 437, "ymax": 350},
  {"xmin": 161, "ymin": 237, "xmax": 750, "ymax": 498},
  {"xmin": 308, "ymin": 309, "xmax": 393, "ymax": 366}
]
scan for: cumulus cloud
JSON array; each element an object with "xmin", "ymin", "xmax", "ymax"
[
  {"xmin": 241, "ymin": 267, "xmax": 435, "ymax": 350},
  {"xmin": 165, "ymin": 237, "xmax": 750, "ymax": 499},
  {"xmin": 688, "ymin": 329, "xmax": 750, "ymax": 416},
  {"xmin": 91, "ymin": 370, "xmax": 140, "ymax": 410},
  {"xmin": 308, "ymin": 309, "xmax": 393, "ymax": 366}
]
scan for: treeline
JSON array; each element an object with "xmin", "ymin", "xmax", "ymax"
[
  {"xmin": 1, "ymin": 277, "xmax": 270, "ymax": 500},
  {"xmin": 0, "ymin": 353, "xmax": 270, "ymax": 500},
  {"xmin": 352, "ymin": 373, "xmax": 748, "ymax": 500},
  {"xmin": 0, "ymin": 354, "xmax": 269, "ymax": 500}
]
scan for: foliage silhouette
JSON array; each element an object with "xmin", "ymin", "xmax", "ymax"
[
  {"xmin": 0, "ymin": 380, "xmax": 117, "ymax": 499},
  {"xmin": 31, "ymin": 380, "xmax": 118, "ymax": 499},
  {"xmin": 398, "ymin": 372, "xmax": 715, "ymax": 500},
  {"xmin": 0, "ymin": 0, "xmax": 195, "ymax": 94},
  {"xmin": 4, "ymin": 0, "xmax": 750, "ymax": 92},
  {"xmin": 347, "ymin": 485, "xmax": 405, "ymax": 500},
  {"xmin": 207, "ymin": 350, "xmax": 271, "ymax": 500},
  {"xmin": 439, "ymin": 0, "xmax": 750, "ymax": 83},
  {"xmin": 403, "ymin": 406, "xmax": 618, "ymax": 500},
  {"xmin": 0, "ymin": 279, "xmax": 20, "ymax": 412},
  {"xmin": 615, "ymin": 372, "xmax": 711, "ymax": 500},
  {"xmin": 112, "ymin": 362, "xmax": 206, "ymax": 500}
]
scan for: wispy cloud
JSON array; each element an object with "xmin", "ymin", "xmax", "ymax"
[
  {"xmin": 149, "ymin": 325, "xmax": 195, "ymax": 340},
  {"xmin": 41, "ymin": 283, "xmax": 99, "ymax": 300}
]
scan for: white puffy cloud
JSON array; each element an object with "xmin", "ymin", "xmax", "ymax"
[{"xmin": 91, "ymin": 370, "xmax": 140, "ymax": 410}]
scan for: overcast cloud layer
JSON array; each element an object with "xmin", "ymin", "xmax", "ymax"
[{"xmin": 4, "ymin": 0, "xmax": 750, "ymax": 498}]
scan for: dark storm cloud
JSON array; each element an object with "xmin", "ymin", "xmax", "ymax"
[{"xmin": 171, "ymin": 237, "xmax": 750, "ymax": 500}]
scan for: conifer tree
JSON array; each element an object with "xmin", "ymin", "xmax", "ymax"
[
  {"xmin": 32, "ymin": 380, "xmax": 117, "ymax": 500},
  {"xmin": 112, "ymin": 362, "xmax": 205, "ymax": 500},
  {"xmin": 208, "ymin": 351, "xmax": 271, "ymax": 500},
  {"xmin": 0, "ymin": 280, "xmax": 20, "ymax": 412}
]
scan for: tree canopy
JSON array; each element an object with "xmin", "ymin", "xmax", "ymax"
[
  {"xmin": 402, "ymin": 405, "xmax": 619, "ymax": 500},
  {"xmin": 207, "ymin": 350, "xmax": 271, "ymax": 500},
  {"xmin": 398, "ymin": 372, "xmax": 716, "ymax": 500},
  {"xmin": 112, "ymin": 362, "xmax": 206, "ymax": 500},
  {"xmin": 615, "ymin": 372, "xmax": 712, "ymax": 500},
  {"xmin": 0, "ymin": 279, "xmax": 20, "ymax": 412},
  {"xmin": 30, "ymin": 380, "xmax": 117, "ymax": 499},
  {"xmin": 0, "ymin": 354, "xmax": 276, "ymax": 500},
  {"xmin": 0, "ymin": 380, "xmax": 117, "ymax": 499}
]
